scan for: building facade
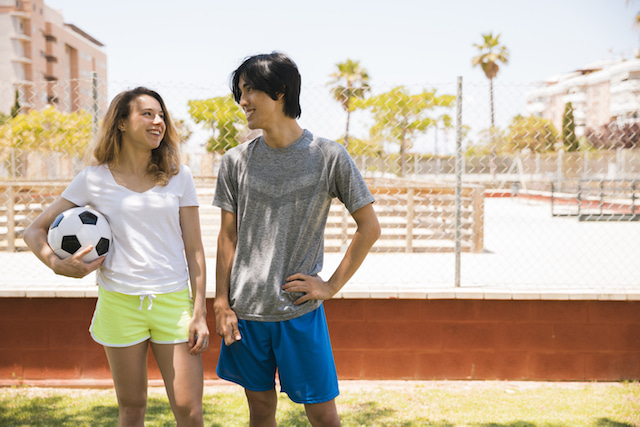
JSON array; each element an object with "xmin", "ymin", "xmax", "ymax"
[
  {"xmin": 526, "ymin": 58, "xmax": 640, "ymax": 137},
  {"xmin": 0, "ymin": 0, "xmax": 107, "ymax": 115}
]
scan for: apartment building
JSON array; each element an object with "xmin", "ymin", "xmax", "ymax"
[
  {"xmin": 0, "ymin": 0, "xmax": 107, "ymax": 115},
  {"xmin": 526, "ymin": 58, "xmax": 640, "ymax": 136}
]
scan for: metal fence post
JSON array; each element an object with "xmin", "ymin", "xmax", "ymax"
[
  {"xmin": 10, "ymin": 147, "xmax": 16, "ymax": 179},
  {"xmin": 91, "ymin": 71, "xmax": 99, "ymax": 142},
  {"xmin": 556, "ymin": 149, "xmax": 564, "ymax": 192},
  {"xmin": 471, "ymin": 186, "xmax": 484, "ymax": 253},
  {"xmin": 632, "ymin": 181, "xmax": 637, "ymax": 216},
  {"xmin": 455, "ymin": 77, "xmax": 463, "ymax": 288},
  {"xmin": 583, "ymin": 151, "xmax": 589, "ymax": 179},
  {"xmin": 577, "ymin": 180, "xmax": 582, "ymax": 217},
  {"xmin": 406, "ymin": 187, "xmax": 414, "ymax": 253},
  {"xmin": 551, "ymin": 182, "xmax": 555, "ymax": 216},
  {"xmin": 7, "ymin": 185, "xmax": 15, "ymax": 252}
]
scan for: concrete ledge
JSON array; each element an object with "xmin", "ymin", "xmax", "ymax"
[{"xmin": 1, "ymin": 285, "xmax": 639, "ymax": 301}]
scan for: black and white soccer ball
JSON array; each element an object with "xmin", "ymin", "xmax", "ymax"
[{"xmin": 47, "ymin": 207, "xmax": 111, "ymax": 262}]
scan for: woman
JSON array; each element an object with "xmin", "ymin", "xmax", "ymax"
[{"xmin": 24, "ymin": 87, "xmax": 209, "ymax": 426}]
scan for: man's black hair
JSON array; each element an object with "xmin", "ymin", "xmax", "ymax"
[{"xmin": 231, "ymin": 52, "xmax": 302, "ymax": 119}]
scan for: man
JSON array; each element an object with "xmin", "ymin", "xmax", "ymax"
[{"xmin": 213, "ymin": 52, "xmax": 380, "ymax": 426}]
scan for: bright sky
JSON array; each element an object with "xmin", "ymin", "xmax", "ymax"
[
  {"xmin": 42, "ymin": 0, "xmax": 640, "ymax": 154},
  {"xmin": 45, "ymin": 0, "xmax": 638, "ymax": 87}
]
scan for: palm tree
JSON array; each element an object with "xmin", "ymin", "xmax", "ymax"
[
  {"xmin": 626, "ymin": 0, "xmax": 640, "ymax": 27},
  {"xmin": 472, "ymin": 33, "xmax": 509, "ymax": 128},
  {"xmin": 328, "ymin": 59, "xmax": 370, "ymax": 149}
]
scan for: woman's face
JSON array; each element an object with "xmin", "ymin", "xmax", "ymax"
[{"xmin": 120, "ymin": 95, "xmax": 166, "ymax": 151}]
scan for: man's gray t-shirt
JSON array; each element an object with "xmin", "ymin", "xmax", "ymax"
[{"xmin": 213, "ymin": 130, "xmax": 375, "ymax": 322}]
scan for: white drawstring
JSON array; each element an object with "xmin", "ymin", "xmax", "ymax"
[{"xmin": 138, "ymin": 294, "xmax": 157, "ymax": 311}]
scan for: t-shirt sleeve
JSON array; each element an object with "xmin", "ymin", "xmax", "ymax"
[
  {"xmin": 61, "ymin": 167, "xmax": 89, "ymax": 206},
  {"xmin": 179, "ymin": 165, "xmax": 199, "ymax": 207},
  {"xmin": 329, "ymin": 144, "xmax": 375, "ymax": 213},
  {"xmin": 212, "ymin": 153, "xmax": 237, "ymax": 213}
]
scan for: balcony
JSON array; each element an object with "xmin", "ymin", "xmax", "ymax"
[
  {"xmin": 10, "ymin": 33, "xmax": 31, "ymax": 42},
  {"xmin": 610, "ymin": 100, "xmax": 640, "ymax": 116},
  {"xmin": 573, "ymin": 109, "xmax": 586, "ymax": 121},
  {"xmin": 526, "ymin": 101, "xmax": 546, "ymax": 116},
  {"xmin": 610, "ymin": 80, "xmax": 640, "ymax": 95},
  {"xmin": 9, "ymin": 11, "xmax": 30, "ymax": 19},
  {"xmin": 45, "ymin": 60, "xmax": 57, "ymax": 80},
  {"xmin": 11, "ymin": 56, "xmax": 32, "ymax": 64},
  {"xmin": 563, "ymin": 92, "xmax": 587, "ymax": 106}
]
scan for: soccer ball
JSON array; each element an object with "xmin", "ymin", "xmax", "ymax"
[{"xmin": 47, "ymin": 207, "xmax": 111, "ymax": 262}]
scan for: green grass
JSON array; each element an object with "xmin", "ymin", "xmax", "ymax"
[{"xmin": 0, "ymin": 381, "xmax": 639, "ymax": 426}]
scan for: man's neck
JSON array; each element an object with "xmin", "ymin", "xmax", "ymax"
[{"xmin": 261, "ymin": 120, "xmax": 304, "ymax": 149}]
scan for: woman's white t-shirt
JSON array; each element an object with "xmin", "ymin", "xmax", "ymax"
[{"xmin": 62, "ymin": 164, "xmax": 199, "ymax": 295}]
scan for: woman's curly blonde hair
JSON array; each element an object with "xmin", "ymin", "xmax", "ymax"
[{"xmin": 86, "ymin": 87, "xmax": 181, "ymax": 186}]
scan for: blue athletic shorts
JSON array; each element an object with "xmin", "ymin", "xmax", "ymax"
[{"xmin": 216, "ymin": 305, "xmax": 339, "ymax": 404}]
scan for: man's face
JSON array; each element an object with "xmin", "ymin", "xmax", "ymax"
[{"xmin": 238, "ymin": 76, "xmax": 284, "ymax": 130}]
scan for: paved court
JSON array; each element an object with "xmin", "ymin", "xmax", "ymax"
[{"xmin": 2, "ymin": 197, "xmax": 640, "ymax": 300}]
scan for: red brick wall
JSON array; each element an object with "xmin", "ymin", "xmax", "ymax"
[
  {"xmin": 327, "ymin": 299, "xmax": 640, "ymax": 381},
  {"xmin": 1, "ymin": 298, "xmax": 639, "ymax": 385}
]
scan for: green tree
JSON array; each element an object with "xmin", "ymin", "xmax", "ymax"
[
  {"xmin": 336, "ymin": 135, "xmax": 382, "ymax": 157},
  {"xmin": 357, "ymin": 86, "xmax": 455, "ymax": 177},
  {"xmin": 472, "ymin": 32, "xmax": 509, "ymax": 128},
  {"xmin": 0, "ymin": 90, "xmax": 20, "ymax": 126},
  {"xmin": 327, "ymin": 59, "xmax": 370, "ymax": 149},
  {"xmin": 468, "ymin": 126, "xmax": 507, "ymax": 155},
  {"xmin": 504, "ymin": 115, "xmax": 558, "ymax": 153},
  {"xmin": 0, "ymin": 112, "xmax": 9, "ymax": 126},
  {"xmin": 432, "ymin": 114, "xmax": 453, "ymax": 156},
  {"xmin": 173, "ymin": 118, "xmax": 193, "ymax": 144},
  {"xmin": 0, "ymin": 106, "xmax": 93, "ymax": 177},
  {"xmin": 562, "ymin": 102, "xmax": 579, "ymax": 151},
  {"xmin": 626, "ymin": 0, "xmax": 640, "ymax": 28},
  {"xmin": 0, "ymin": 106, "xmax": 92, "ymax": 153},
  {"xmin": 187, "ymin": 95, "xmax": 246, "ymax": 154},
  {"xmin": 10, "ymin": 89, "xmax": 20, "ymax": 118}
]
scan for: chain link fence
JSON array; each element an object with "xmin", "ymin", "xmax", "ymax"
[{"xmin": 1, "ymin": 75, "xmax": 639, "ymax": 291}]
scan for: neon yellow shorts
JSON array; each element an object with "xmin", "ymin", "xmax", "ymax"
[{"xmin": 90, "ymin": 286, "xmax": 193, "ymax": 347}]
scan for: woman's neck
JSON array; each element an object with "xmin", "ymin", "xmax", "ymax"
[{"xmin": 111, "ymin": 147, "xmax": 151, "ymax": 177}]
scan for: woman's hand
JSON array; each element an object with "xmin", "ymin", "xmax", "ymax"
[
  {"xmin": 52, "ymin": 245, "xmax": 105, "ymax": 278},
  {"xmin": 188, "ymin": 312, "xmax": 210, "ymax": 355}
]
